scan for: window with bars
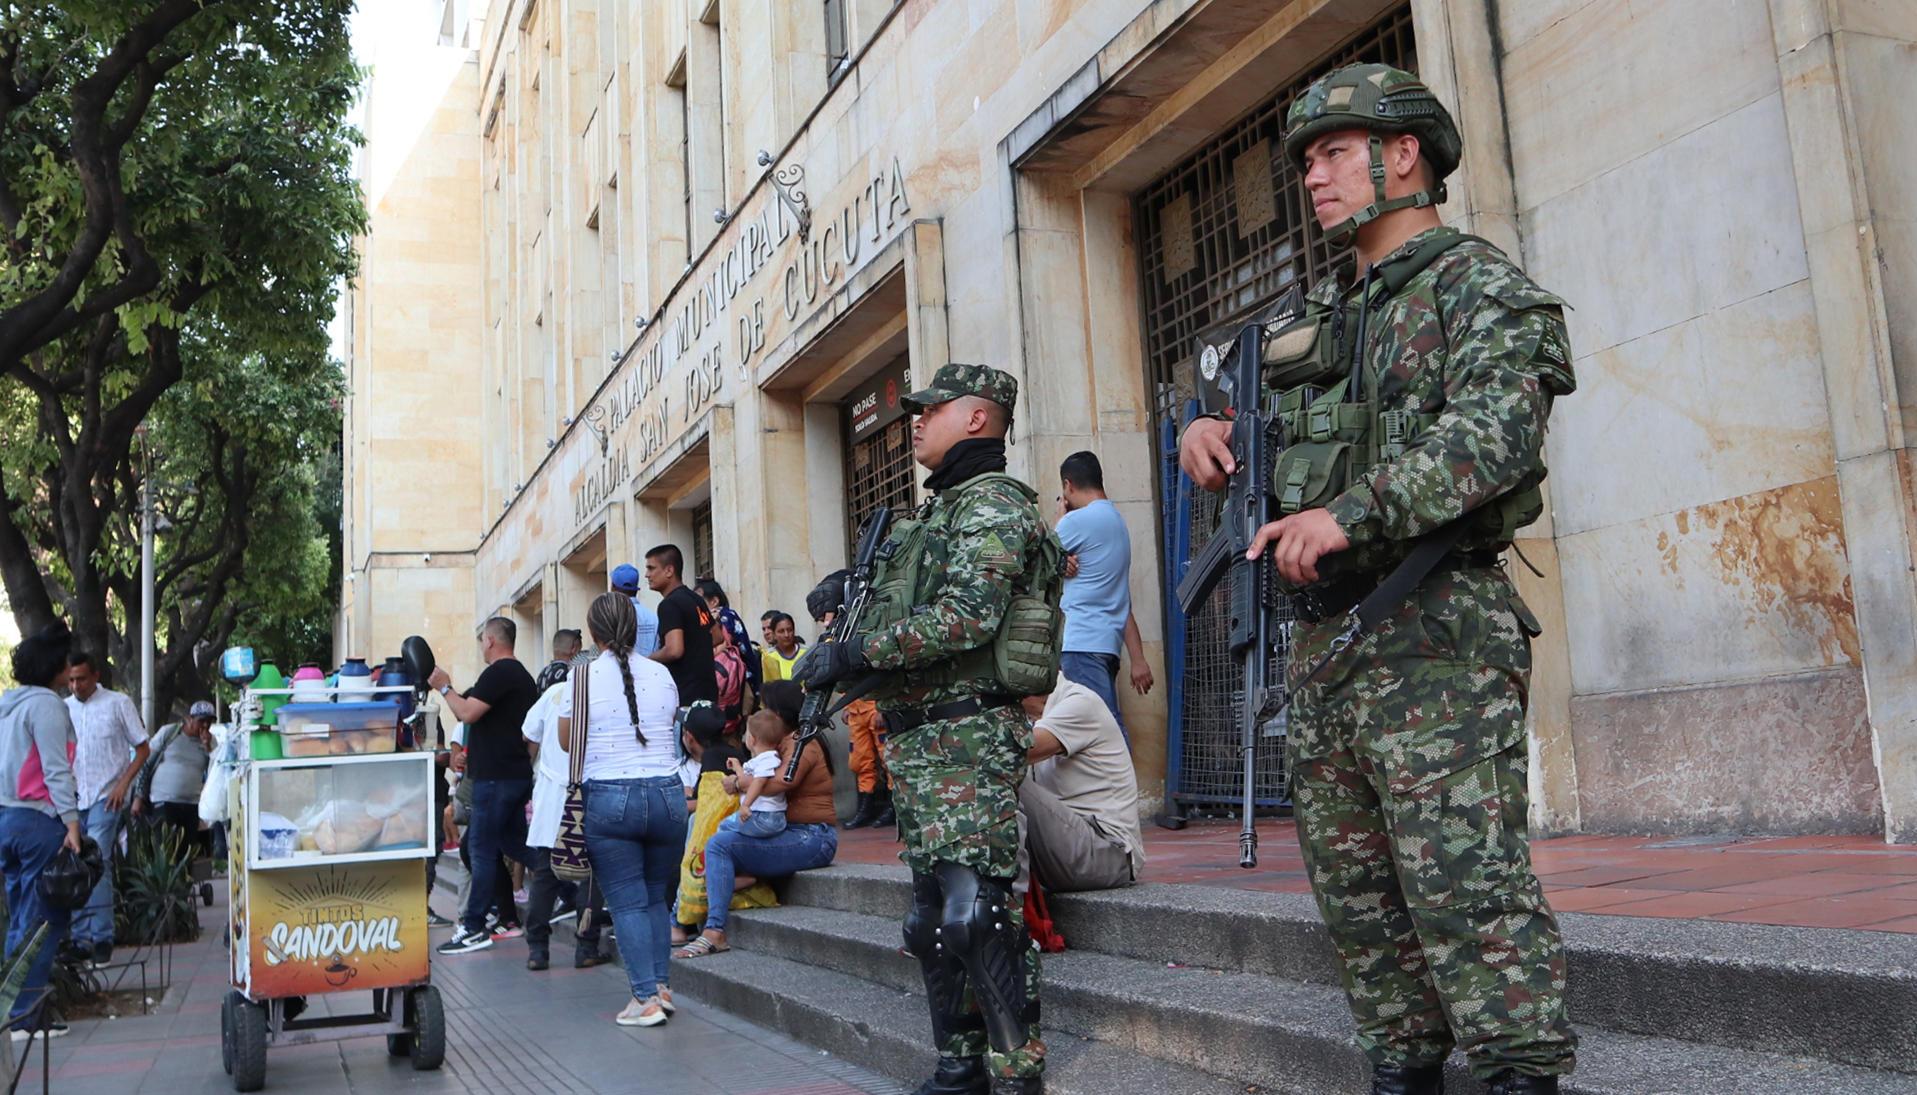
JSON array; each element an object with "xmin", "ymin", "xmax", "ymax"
[
  {"xmin": 692, "ymin": 498, "xmax": 714, "ymax": 582},
  {"xmin": 1136, "ymin": 4, "xmax": 1416, "ymax": 814},
  {"xmin": 844, "ymin": 415, "xmax": 916, "ymax": 559}
]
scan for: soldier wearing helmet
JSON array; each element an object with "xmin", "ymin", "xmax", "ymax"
[{"xmin": 1180, "ymin": 63, "xmax": 1579, "ymax": 1095}]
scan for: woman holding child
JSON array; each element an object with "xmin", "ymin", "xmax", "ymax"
[
  {"xmin": 560, "ymin": 592, "xmax": 684, "ymax": 1028},
  {"xmin": 673, "ymin": 679, "xmax": 838, "ymax": 958}
]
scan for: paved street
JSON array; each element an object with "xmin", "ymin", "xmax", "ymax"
[{"xmin": 27, "ymin": 882, "xmax": 906, "ymax": 1095}]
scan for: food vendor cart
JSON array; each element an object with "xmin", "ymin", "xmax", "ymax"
[{"xmin": 218, "ymin": 645, "xmax": 445, "ymax": 1092}]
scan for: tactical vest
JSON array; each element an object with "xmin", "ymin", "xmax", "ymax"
[
  {"xmin": 865, "ymin": 473, "xmax": 1065, "ymax": 700},
  {"xmin": 1264, "ymin": 233, "xmax": 1544, "ymax": 553}
]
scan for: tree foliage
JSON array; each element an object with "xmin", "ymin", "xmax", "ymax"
[{"xmin": 0, "ymin": 1, "xmax": 362, "ymax": 716}]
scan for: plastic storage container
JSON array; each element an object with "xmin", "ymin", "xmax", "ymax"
[{"xmin": 276, "ymin": 701, "xmax": 400, "ymax": 757}]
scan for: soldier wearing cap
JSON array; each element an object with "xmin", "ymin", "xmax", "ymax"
[
  {"xmin": 1180, "ymin": 64, "xmax": 1578, "ymax": 1094},
  {"xmin": 794, "ymin": 362, "xmax": 1059, "ymax": 1095}
]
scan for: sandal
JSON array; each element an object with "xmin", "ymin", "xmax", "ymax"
[{"xmin": 673, "ymin": 934, "xmax": 729, "ymax": 959}]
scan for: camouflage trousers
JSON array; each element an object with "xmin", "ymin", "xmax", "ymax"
[
  {"xmin": 1287, "ymin": 567, "xmax": 1577, "ymax": 1080},
  {"xmin": 886, "ymin": 704, "xmax": 1046, "ymax": 1078}
]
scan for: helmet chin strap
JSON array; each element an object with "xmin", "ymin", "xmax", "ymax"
[{"xmin": 1323, "ymin": 132, "xmax": 1447, "ymax": 244}]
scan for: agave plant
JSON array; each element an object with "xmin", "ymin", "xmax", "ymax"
[
  {"xmin": 113, "ymin": 824, "xmax": 202, "ymax": 946},
  {"xmin": 1, "ymin": 921, "xmax": 49, "ymax": 1072}
]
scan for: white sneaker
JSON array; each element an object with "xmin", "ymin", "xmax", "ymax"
[
  {"xmin": 8, "ymin": 1021, "xmax": 68, "ymax": 1041},
  {"xmin": 435, "ymin": 928, "xmax": 493, "ymax": 955},
  {"xmin": 615, "ymin": 996, "xmax": 668, "ymax": 1027},
  {"xmin": 657, "ymin": 986, "xmax": 676, "ymax": 1014}
]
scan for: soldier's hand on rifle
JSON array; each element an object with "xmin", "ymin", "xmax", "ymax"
[
  {"xmin": 1179, "ymin": 417, "xmax": 1236, "ymax": 492},
  {"xmin": 1247, "ymin": 508, "xmax": 1350, "ymax": 586},
  {"xmin": 793, "ymin": 636, "xmax": 868, "ymax": 689}
]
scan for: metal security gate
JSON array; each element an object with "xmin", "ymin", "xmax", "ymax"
[
  {"xmin": 1140, "ymin": 5, "xmax": 1416, "ymax": 818},
  {"xmin": 692, "ymin": 499, "xmax": 714, "ymax": 581},
  {"xmin": 845, "ymin": 414, "xmax": 916, "ymax": 556}
]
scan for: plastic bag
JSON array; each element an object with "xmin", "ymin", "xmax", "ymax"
[{"xmin": 198, "ymin": 723, "xmax": 239, "ymax": 825}]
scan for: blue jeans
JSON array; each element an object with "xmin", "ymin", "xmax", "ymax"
[
  {"xmin": 2, "ymin": 808, "xmax": 73, "ymax": 1028},
  {"xmin": 461, "ymin": 778, "xmax": 531, "ymax": 934},
  {"xmin": 72, "ymin": 800, "xmax": 123, "ymax": 947},
  {"xmin": 702, "ymin": 821, "xmax": 837, "ymax": 933},
  {"xmin": 584, "ymin": 775, "xmax": 687, "ymax": 1000},
  {"xmin": 719, "ymin": 810, "xmax": 786, "ymax": 838},
  {"xmin": 1060, "ymin": 651, "xmax": 1126, "ymax": 740}
]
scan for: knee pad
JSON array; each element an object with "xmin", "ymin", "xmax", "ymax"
[
  {"xmin": 903, "ymin": 871, "xmax": 942, "ymax": 958},
  {"xmin": 934, "ymin": 861, "xmax": 1033, "ymax": 1055}
]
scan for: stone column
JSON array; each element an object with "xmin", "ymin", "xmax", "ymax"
[
  {"xmin": 1770, "ymin": 0, "xmax": 1917, "ymax": 842},
  {"xmin": 1413, "ymin": 0, "xmax": 1580, "ymax": 831}
]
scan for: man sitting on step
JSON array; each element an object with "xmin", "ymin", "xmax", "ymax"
[{"xmin": 1017, "ymin": 678, "xmax": 1144, "ymax": 894}]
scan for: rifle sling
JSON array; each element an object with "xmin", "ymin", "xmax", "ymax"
[{"xmin": 1352, "ymin": 520, "xmax": 1471, "ymax": 633}]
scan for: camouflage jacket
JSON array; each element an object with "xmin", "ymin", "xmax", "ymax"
[
  {"xmin": 858, "ymin": 470, "xmax": 1050, "ymax": 707},
  {"xmin": 1312, "ymin": 226, "xmax": 1576, "ymax": 574}
]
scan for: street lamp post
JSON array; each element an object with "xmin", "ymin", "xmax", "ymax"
[{"xmin": 138, "ymin": 426, "xmax": 155, "ymax": 732}]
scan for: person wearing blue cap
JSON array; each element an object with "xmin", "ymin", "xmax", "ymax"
[{"xmin": 611, "ymin": 563, "xmax": 661, "ymax": 658}]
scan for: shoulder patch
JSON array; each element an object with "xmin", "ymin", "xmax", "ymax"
[{"xmin": 976, "ymin": 531, "xmax": 1018, "ymax": 567}]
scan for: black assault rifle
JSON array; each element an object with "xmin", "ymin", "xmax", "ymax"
[
  {"xmin": 785, "ymin": 507, "xmax": 894, "ymax": 781},
  {"xmin": 1173, "ymin": 289, "xmax": 1306, "ymax": 869}
]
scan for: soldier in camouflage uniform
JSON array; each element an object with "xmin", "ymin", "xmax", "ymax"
[
  {"xmin": 793, "ymin": 362, "xmax": 1056, "ymax": 1095},
  {"xmin": 1180, "ymin": 65, "xmax": 1578, "ymax": 1095}
]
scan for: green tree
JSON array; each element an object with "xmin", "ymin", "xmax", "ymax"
[{"xmin": 0, "ymin": 1, "xmax": 360, "ymax": 714}]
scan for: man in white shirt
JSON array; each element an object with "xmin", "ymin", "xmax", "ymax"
[
  {"xmin": 519, "ymin": 667, "xmax": 608, "ymax": 971},
  {"xmin": 1018, "ymin": 677, "xmax": 1144, "ymax": 893},
  {"xmin": 64, "ymin": 651, "xmax": 149, "ymax": 965}
]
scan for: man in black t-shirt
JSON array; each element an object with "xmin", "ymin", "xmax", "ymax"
[
  {"xmin": 428, "ymin": 616, "xmax": 539, "ymax": 954},
  {"xmin": 645, "ymin": 543, "xmax": 718, "ymax": 706}
]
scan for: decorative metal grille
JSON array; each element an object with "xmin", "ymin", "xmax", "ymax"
[
  {"xmin": 692, "ymin": 498, "xmax": 714, "ymax": 582},
  {"xmin": 845, "ymin": 414, "xmax": 916, "ymax": 559},
  {"xmin": 1137, "ymin": 5, "xmax": 1416, "ymax": 815}
]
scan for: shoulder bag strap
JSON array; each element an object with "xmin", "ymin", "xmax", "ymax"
[{"xmin": 567, "ymin": 652, "xmax": 593, "ymax": 785}]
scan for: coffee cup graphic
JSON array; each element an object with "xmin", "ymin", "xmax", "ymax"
[{"xmin": 323, "ymin": 955, "xmax": 358, "ymax": 987}]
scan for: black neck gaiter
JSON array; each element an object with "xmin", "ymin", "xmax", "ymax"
[{"xmin": 924, "ymin": 438, "xmax": 1007, "ymax": 493}]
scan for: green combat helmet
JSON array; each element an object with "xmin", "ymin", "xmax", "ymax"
[{"xmin": 1282, "ymin": 63, "xmax": 1462, "ymax": 241}]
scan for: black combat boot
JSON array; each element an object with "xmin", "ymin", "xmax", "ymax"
[
  {"xmin": 988, "ymin": 1076, "xmax": 1042, "ymax": 1094},
  {"xmin": 911, "ymin": 1054, "xmax": 988, "ymax": 1095},
  {"xmin": 844, "ymin": 791, "xmax": 876, "ymax": 829},
  {"xmin": 1485, "ymin": 1074, "xmax": 1558, "ymax": 1095},
  {"xmin": 1372, "ymin": 1062, "xmax": 1445, "ymax": 1094},
  {"xmin": 870, "ymin": 784, "xmax": 896, "ymax": 828}
]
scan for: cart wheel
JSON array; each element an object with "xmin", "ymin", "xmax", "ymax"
[
  {"xmin": 408, "ymin": 986, "xmax": 445, "ymax": 1071},
  {"xmin": 202, "ymin": 881, "xmax": 215, "ymax": 907},
  {"xmin": 230, "ymin": 996, "xmax": 268, "ymax": 1092},
  {"xmin": 220, "ymin": 992, "xmax": 236, "ymax": 1075}
]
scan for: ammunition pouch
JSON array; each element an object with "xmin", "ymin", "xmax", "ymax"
[
  {"xmin": 865, "ymin": 474, "xmax": 1064, "ymax": 700},
  {"xmin": 1262, "ymin": 300, "xmax": 1544, "ymax": 545}
]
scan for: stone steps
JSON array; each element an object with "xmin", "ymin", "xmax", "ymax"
[
  {"xmin": 670, "ymin": 946, "xmax": 1253, "ymax": 1095},
  {"xmin": 781, "ymin": 862, "xmax": 1917, "ymax": 1073},
  {"xmin": 699, "ymin": 901, "xmax": 1915, "ymax": 1094}
]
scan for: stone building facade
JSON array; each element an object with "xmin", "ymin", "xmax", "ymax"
[{"xmin": 341, "ymin": 0, "xmax": 1917, "ymax": 840}]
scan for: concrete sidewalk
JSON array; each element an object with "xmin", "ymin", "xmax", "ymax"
[
  {"xmin": 838, "ymin": 820, "xmax": 1917, "ymax": 931},
  {"xmin": 23, "ymin": 878, "xmax": 906, "ymax": 1095}
]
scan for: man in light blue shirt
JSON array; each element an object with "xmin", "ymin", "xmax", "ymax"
[
  {"xmin": 610, "ymin": 563, "xmax": 661, "ymax": 657},
  {"xmin": 1053, "ymin": 452, "xmax": 1153, "ymax": 737}
]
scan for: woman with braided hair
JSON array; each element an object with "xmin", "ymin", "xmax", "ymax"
[{"xmin": 558, "ymin": 591, "xmax": 683, "ymax": 1027}]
